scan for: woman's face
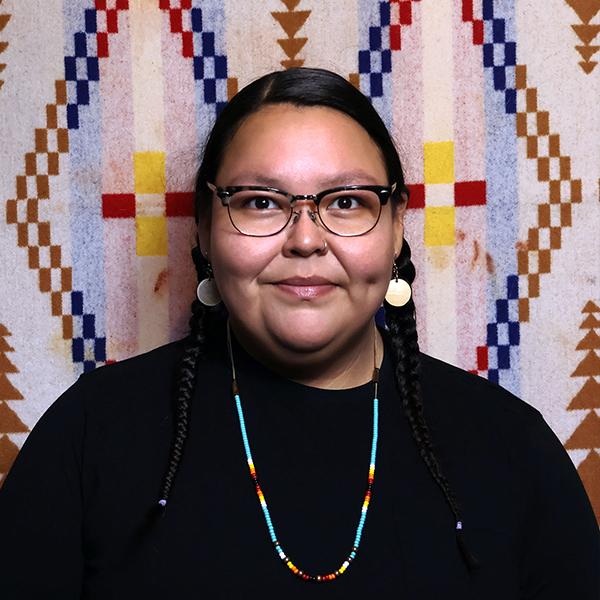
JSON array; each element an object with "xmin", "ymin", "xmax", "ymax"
[{"xmin": 199, "ymin": 104, "xmax": 405, "ymax": 365}]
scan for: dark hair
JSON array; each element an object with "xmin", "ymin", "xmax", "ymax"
[
  {"xmin": 193, "ymin": 68, "xmax": 409, "ymax": 222},
  {"xmin": 159, "ymin": 67, "xmax": 478, "ymax": 569}
]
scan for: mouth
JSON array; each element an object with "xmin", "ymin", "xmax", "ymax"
[{"xmin": 272, "ymin": 276, "xmax": 337, "ymax": 299}]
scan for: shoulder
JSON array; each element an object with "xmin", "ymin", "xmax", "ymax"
[
  {"xmin": 37, "ymin": 339, "xmax": 188, "ymax": 432},
  {"xmin": 418, "ymin": 352, "xmax": 542, "ymax": 431},
  {"xmin": 416, "ymin": 354, "xmax": 560, "ymax": 466},
  {"xmin": 75, "ymin": 338, "xmax": 185, "ymax": 394}
]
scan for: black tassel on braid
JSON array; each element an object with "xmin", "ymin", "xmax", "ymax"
[{"xmin": 384, "ymin": 239, "xmax": 480, "ymax": 570}]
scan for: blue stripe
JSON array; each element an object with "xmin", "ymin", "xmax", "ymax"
[
  {"xmin": 62, "ymin": 0, "xmax": 107, "ymax": 373},
  {"xmin": 357, "ymin": 0, "xmax": 393, "ymax": 130},
  {"xmin": 482, "ymin": 0, "xmax": 521, "ymax": 394}
]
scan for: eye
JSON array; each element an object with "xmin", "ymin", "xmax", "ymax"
[
  {"xmin": 329, "ymin": 195, "xmax": 362, "ymax": 210},
  {"xmin": 247, "ymin": 196, "xmax": 278, "ymax": 210},
  {"xmin": 237, "ymin": 193, "xmax": 285, "ymax": 210}
]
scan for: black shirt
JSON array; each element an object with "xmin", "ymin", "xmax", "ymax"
[{"xmin": 0, "ymin": 333, "xmax": 598, "ymax": 599}]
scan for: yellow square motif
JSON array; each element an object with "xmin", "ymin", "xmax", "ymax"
[
  {"xmin": 424, "ymin": 141, "xmax": 454, "ymax": 184},
  {"xmin": 134, "ymin": 152, "xmax": 166, "ymax": 194},
  {"xmin": 425, "ymin": 206, "xmax": 455, "ymax": 246},
  {"xmin": 136, "ymin": 216, "xmax": 168, "ymax": 256}
]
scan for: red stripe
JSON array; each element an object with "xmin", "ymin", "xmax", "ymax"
[
  {"xmin": 472, "ymin": 20, "xmax": 484, "ymax": 45},
  {"xmin": 166, "ymin": 192, "xmax": 195, "ymax": 217},
  {"xmin": 102, "ymin": 194, "xmax": 136, "ymax": 218},
  {"xmin": 182, "ymin": 32, "xmax": 194, "ymax": 58},
  {"xmin": 170, "ymin": 8, "xmax": 183, "ymax": 33},
  {"xmin": 407, "ymin": 183, "xmax": 425, "ymax": 209},
  {"xmin": 390, "ymin": 25, "xmax": 402, "ymax": 51},
  {"xmin": 476, "ymin": 346, "xmax": 488, "ymax": 371},
  {"xmin": 106, "ymin": 9, "xmax": 118, "ymax": 34},
  {"xmin": 462, "ymin": 0, "xmax": 473, "ymax": 21},
  {"xmin": 454, "ymin": 181, "xmax": 486, "ymax": 206},
  {"xmin": 97, "ymin": 32, "xmax": 109, "ymax": 58},
  {"xmin": 399, "ymin": 1, "xmax": 412, "ymax": 25}
]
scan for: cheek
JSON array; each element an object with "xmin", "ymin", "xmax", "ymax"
[
  {"xmin": 210, "ymin": 229, "xmax": 277, "ymax": 298},
  {"xmin": 340, "ymin": 226, "xmax": 396, "ymax": 288}
]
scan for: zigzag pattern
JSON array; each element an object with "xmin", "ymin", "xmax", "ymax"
[
  {"xmin": 6, "ymin": 0, "xmax": 236, "ymax": 373},
  {"xmin": 5, "ymin": 75, "xmax": 106, "ymax": 373},
  {"xmin": 358, "ymin": 1, "xmax": 394, "ymax": 101},
  {"xmin": 67, "ymin": 0, "xmax": 129, "ymax": 129},
  {"xmin": 477, "ymin": 0, "xmax": 582, "ymax": 384}
]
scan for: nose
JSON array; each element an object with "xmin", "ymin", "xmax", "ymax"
[{"xmin": 282, "ymin": 202, "xmax": 328, "ymax": 257}]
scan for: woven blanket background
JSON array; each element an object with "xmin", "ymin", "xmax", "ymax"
[{"xmin": 0, "ymin": 0, "xmax": 598, "ymax": 526}]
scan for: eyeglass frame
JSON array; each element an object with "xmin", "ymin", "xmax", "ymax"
[{"xmin": 206, "ymin": 181, "xmax": 398, "ymax": 237}]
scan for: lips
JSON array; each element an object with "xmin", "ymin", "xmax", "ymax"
[{"xmin": 272, "ymin": 276, "xmax": 337, "ymax": 299}]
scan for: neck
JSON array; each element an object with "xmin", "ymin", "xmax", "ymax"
[{"xmin": 229, "ymin": 319, "xmax": 384, "ymax": 390}]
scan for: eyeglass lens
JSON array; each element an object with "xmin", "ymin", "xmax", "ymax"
[{"xmin": 226, "ymin": 189, "xmax": 383, "ymax": 236}]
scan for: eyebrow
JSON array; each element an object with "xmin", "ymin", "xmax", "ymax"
[{"xmin": 223, "ymin": 171, "xmax": 386, "ymax": 189}]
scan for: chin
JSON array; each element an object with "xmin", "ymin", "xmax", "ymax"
[{"xmin": 265, "ymin": 311, "xmax": 352, "ymax": 355}]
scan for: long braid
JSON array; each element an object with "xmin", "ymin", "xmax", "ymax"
[
  {"xmin": 385, "ymin": 240, "xmax": 480, "ymax": 569},
  {"xmin": 157, "ymin": 245, "xmax": 212, "ymax": 508}
]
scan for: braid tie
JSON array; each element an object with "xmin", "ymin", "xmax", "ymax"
[{"xmin": 385, "ymin": 240, "xmax": 480, "ymax": 570}]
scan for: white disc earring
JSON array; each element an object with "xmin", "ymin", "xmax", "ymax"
[
  {"xmin": 385, "ymin": 263, "xmax": 412, "ymax": 307},
  {"xmin": 196, "ymin": 262, "xmax": 222, "ymax": 306}
]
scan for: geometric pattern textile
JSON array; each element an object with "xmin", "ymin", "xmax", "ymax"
[{"xmin": 1, "ymin": 0, "xmax": 599, "ymax": 532}]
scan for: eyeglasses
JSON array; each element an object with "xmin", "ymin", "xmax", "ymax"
[{"xmin": 206, "ymin": 182, "xmax": 396, "ymax": 237}]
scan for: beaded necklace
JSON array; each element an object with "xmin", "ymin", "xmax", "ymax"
[{"xmin": 227, "ymin": 322, "xmax": 380, "ymax": 582}]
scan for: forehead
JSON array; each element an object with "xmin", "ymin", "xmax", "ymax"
[{"xmin": 216, "ymin": 104, "xmax": 388, "ymax": 189}]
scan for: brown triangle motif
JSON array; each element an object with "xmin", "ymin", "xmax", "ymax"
[
  {"xmin": 571, "ymin": 351, "xmax": 600, "ymax": 377},
  {"xmin": 568, "ymin": 377, "xmax": 600, "ymax": 410},
  {"xmin": 565, "ymin": 411, "xmax": 600, "ymax": 450},
  {"xmin": 577, "ymin": 449, "xmax": 600, "ymax": 524},
  {"xmin": 0, "ymin": 434, "xmax": 19, "ymax": 477},
  {"xmin": 0, "ymin": 374, "xmax": 23, "ymax": 401},
  {"xmin": 0, "ymin": 14, "xmax": 9, "ymax": 32},
  {"xmin": 0, "ymin": 41, "xmax": 7, "ymax": 55},
  {"xmin": 565, "ymin": 0, "xmax": 600, "ymax": 24},
  {"xmin": 279, "ymin": 0, "xmax": 302, "ymax": 10},
  {"xmin": 581, "ymin": 313, "xmax": 600, "ymax": 329},
  {"xmin": 0, "ymin": 337, "xmax": 14, "ymax": 353},
  {"xmin": 271, "ymin": 11, "xmax": 311, "ymax": 38},
  {"xmin": 580, "ymin": 60, "xmax": 598, "ymax": 73},
  {"xmin": 572, "ymin": 24, "xmax": 600, "ymax": 44},
  {"xmin": 577, "ymin": 329, "xmax": 600, "ymax": 351},
  {"xmin": 0, "ymin": 323, "xmax": 10, "ymax": 336},
  {"xmin": 281, "ymin": 58, "xmax": 305, "ymax": 69},
  {"xmin": 583, "ymin": 301, "xmax": 600, "ymax": 313},
  {"xmin": 0, "ymin": 64, "xmax": 5, "ymax": 74},
  {"xmin": 576, "ymin": 45, "xmax": 600, "ymax": 61},
  {"xmin": 0, "ymin": 402, "xmax": 27, "ymax": 433},
  {"xmin": 0, "ymin": 353, "xmax": 18, "ymax": 373},
  {"xmin": 277, "ymin": 37, "xmax": 307, "ymax": 59}
]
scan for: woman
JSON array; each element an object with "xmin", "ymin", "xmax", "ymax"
[{"xmin": 0, "ymin": 68, "xmax": 597, "ymax": 599}]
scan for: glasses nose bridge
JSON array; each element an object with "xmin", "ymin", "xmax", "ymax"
[
  {"xmin": 290, "ymin": 193, "xmax": 320, "ymax": 207},
  {"xmin": 289, "ymin": 194, "xmax": 321, "ymax": 227}
]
